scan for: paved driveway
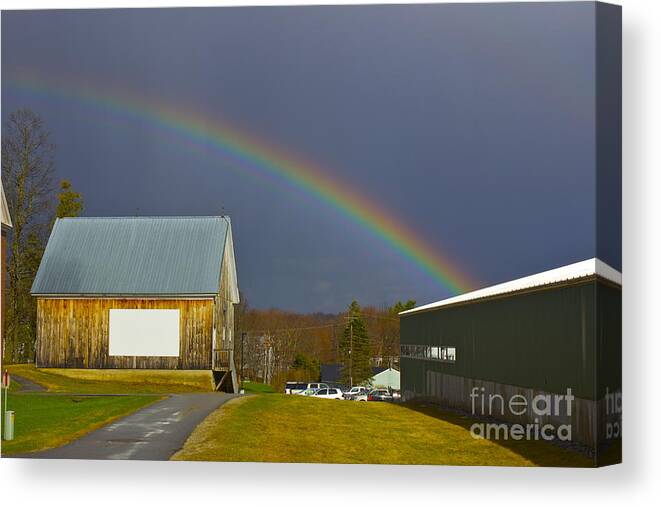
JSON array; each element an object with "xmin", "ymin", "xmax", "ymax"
[
  {"xmin": 10, "ymin": 374, "xmax": 47, "ymax": 392},
  {"xmin": 17, "ymin": 393, "xmax": 235, "ymax": 461}
]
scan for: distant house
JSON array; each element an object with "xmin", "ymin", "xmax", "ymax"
[
  {"xmin": 321, "ymin": 363, "xmax": 400, "ymax": 389},
  {"xmin": 1, "ymin": 181, "xmax": 12, "ymax": 353},
  {"xmin": 370, "ymin": 367, "xmax": 400, "ymax": 390},
  {"xmin": 31, "ymin": 216, "xmax": 240, "ymax": 392}
]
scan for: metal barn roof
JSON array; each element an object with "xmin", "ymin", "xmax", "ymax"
[
  {"xmin": 401, "ymin": 258, "xmax": 621, "ymax": 316},
  {"xmin": 32, "ymin": 216, "xmax": 231, "ymax": 296}
]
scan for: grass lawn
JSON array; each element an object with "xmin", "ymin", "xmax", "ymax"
[
  {"xmin": 172, "ymin": 394, "xmax": 594, "ymax": 467},
  {"xmin": 1, "ymin": 391, "xmax": 160, "ymax": 455},
  {"xmin": 241, "ymin": 380, "xmax": 275, "ymax": 394},
  {"xmin": 7, "ymin": 378, "xmax": 21, "ymax": 392},
  {"xmin": 5, "ymin": 364, "xmax": 213, "ymax": 393}
]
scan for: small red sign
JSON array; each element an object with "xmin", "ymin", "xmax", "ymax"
[{"xmin": 1, "ymin": 370, "xmax": 9, "ymax": 388}]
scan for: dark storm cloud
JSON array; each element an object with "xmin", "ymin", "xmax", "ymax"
[{"xmin": 1, "ymin": 3, "xmax": 619, "ymax": 312}]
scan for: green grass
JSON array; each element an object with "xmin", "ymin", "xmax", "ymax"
[
  {"xmin": 0, "ymin": 364, "xmax": 208, "ymax": 457},
  {"xmin": 172, "ymin": 394, "xmax": 593, "ymax": 466},
  {"xmin": 1, "ymin": 391, "xmax": 160, "ymax": 455},
  {"xmin": 7, "ymin": 379, "xmax": 21, "ymax": 392},
  {"xmin": 241, "ymin": 380, "xmax": 275, "ymax": 394},
  {"xmin": 6, "ymin": 364, "xmax": 213, "ymax": 393}
]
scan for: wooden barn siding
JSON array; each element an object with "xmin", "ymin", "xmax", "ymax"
[
  {"xmin": 36, "ymin": 298, "xmax": 214, "ymax": 369},
  {"xmin": 215, "ymin": 241, "xmax": 236, "ymax": 351}
]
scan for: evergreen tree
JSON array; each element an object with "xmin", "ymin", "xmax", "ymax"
[
  {"xmin": 291, "ymin": 353, "xmax": 320, "ymax": 381},
  {"xmin": 390, "ymin": 300, "xmax": 416, "ymax": 315},
  {"xmin": 339, "ymin": 301, "xmax": 371, "ymax": 386},
  {"xmin": 54, "ymin": 179, "xmax": 83, "ymax": 221}
]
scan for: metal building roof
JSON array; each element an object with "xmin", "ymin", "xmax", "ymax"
[
  {"xmin": 32, "ymin": 216, "xmax": 231, "ymax": 296},
  {"xmin": 400, "ymin": 258, "xmax": 621, "ymax": 316}
]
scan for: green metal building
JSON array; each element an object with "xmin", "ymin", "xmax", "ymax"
[{"xmin": 399, "ymin": 258, "xmax": 621, "ymax": 453}]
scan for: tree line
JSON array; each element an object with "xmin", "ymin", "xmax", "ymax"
[
  {"xmin": 2, "ymin": 109, "xmax": 84, "ymax": 362},
  {"xmin": 235, "ymin": 297, "xmax": 415, "ymax": 390}
]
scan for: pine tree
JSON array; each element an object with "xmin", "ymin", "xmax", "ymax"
[
  {"xmin": 339, "ymin": 301, "xmax": 371, "ymax": 387},
  {"xmin": 54, "ymin": 179, "xmax": 83, "ymax": 221}
]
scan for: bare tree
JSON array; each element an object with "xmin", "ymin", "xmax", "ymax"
[{"xmin": 2, "ymin": 109, "xmax": 55, "ymax": 362}]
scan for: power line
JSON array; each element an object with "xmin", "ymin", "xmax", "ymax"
[
  {"xmin": 242, "ymin": 322, "xmax": 340, "ymax": 334},
  {"xmin": 238, "ymin": 314, "xmax": 399, "ymax": 333},
  {"xmin": 237, "ymin": 313, "xmax": 399, "ymax": 334},
  {"xmin": 239, "ymin": 312, "xmax": 399, "ymax": 335},
  {"xmin": 361, "ymin": 313, "xmax": 400, "ymax": 322}
]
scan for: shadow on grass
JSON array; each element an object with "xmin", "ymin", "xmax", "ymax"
[
  {"xmin": 597, "ymin": 438, "xmax": 622, "ymax": 467},
  {"xmin": 403, "ymin": 401, "xmax": 597, "ymax": 467}
]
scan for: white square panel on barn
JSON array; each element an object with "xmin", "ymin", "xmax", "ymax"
[{"xmin": 109, "ymin": 309, "xmax": 180, "ymax": 357}]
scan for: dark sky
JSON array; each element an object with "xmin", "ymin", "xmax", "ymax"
[{"xmin": 1, "ymin": 3, "xmax": 620, "ymax": 312}]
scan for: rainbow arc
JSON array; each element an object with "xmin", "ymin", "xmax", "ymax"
[{"xmin": 6, "ymin": 73, "xmax": 476, "ymax": 295}]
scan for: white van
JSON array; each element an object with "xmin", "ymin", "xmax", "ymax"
[{"xmin": 285, "ymin": 382, "xmax": 329, "ymax": 394}]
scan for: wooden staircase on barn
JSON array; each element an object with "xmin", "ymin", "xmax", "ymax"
[{"xmin": 212, "ymin": 349, "xmax": 238, "ymax": 394}]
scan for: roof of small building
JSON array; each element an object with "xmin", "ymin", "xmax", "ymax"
[
  {"xmin": 372, "ymin": 367, "xmax": 400, "ymax": 377},
  {"xmin": 320, "ymin": 363, "xmax": 391, "ymax": 383},
  {"xmin": 320, "ymin": 363, "xmax": 342, "ymax": 383},
  {"xmin": 32, "ymin": 216, "xmax": 233, "ymax": 296},
  {"xmin": 401, "ymin": 258, "xmax": 621, "ymax": 316}
]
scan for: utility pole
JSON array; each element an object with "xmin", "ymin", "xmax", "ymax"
[
  {"xmin": 240, "ymin": 332, "xmax": 246, "ymax": 381},
  {"xmin": 333, "ymin": 324, "xmax": 337, "ymax": 362},
  {"xmin": 344, "ymin": 311, "xmax": 355, "ymax": 388},
  {"xmin": 349, "ymin": 319, "xmax": 353, "ymax": 388}
]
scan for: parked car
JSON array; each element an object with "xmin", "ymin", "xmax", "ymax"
[
  {"xmin": 350, "ymin": 391, "xmax": 369, "ymax": 401},
  {"xmin": 285, "ymin": 382, "xmax": 308, "ymax": 394},
  {"xmin": 296, "ymin": 388, "xmax": 319, "ymax": 396},
  {"xmin": 285, "ymin": 382, "xmax": 329, "ymax": 394},
  {"xmin": 368, "ymin": 388, "xmax": 394, "ymax": 401},
  {"xmin": 343, "ymin": 386, "xmax": 369, "ymax": 399},
  {"xmin": 310, "ymin": 387, "xmax": 344, "ymax": 400}
]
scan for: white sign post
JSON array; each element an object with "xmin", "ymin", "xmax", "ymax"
[
  {"xmin": 2, "ymin": 369, "xmax": 9, "ymax": 407},
  {"xmin": 2, "ymin": 369, "xmax": 12, "ymax": 441}
]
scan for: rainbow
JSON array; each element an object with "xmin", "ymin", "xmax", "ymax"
[{"xmin": 5, "ymin": 72, "xmax": 476, "ymax": 295}]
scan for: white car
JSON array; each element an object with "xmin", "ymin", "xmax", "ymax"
[
  {"xmin": 310, "ymin": 387, "xmax": 344, "ymax": 400},
  {"xmin": 343, "ymin": 386, "xmax": 369, "ymax": 399},
  {"xmin": 296, "ymin": 388, "xmax": 319, "ymax": 396}
]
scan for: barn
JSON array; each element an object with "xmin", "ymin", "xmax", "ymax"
[
  {"xmin": 31, "ymin": 216, "xmax": 240, "ymax": 392},
  {"xmin": 399, "ymin": 258, "xmax": 621, "ymax": 453}
]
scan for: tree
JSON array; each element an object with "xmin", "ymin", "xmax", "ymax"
[
  {"xmin": 390, "ymin": 300, "xmax": 416, "ymax": 314},
  {"xmin": 54, "ymin": 179, "xmax": 83, "ymax": 220},
  {"xmin": 339, "ymin": 301, "xmax": 371, "ymax": 387},
  {"xmin": 291, "ymin": 352, "xmax": 320, "ymax": 381},
  {"xmin": 1, "ymin": 109, "xmax": 55, "ymax": 362}
]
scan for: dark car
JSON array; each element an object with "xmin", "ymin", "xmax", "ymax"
[{"xmin": 367, "ymin": 388, "xmax": 393, "ymax": 401}]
